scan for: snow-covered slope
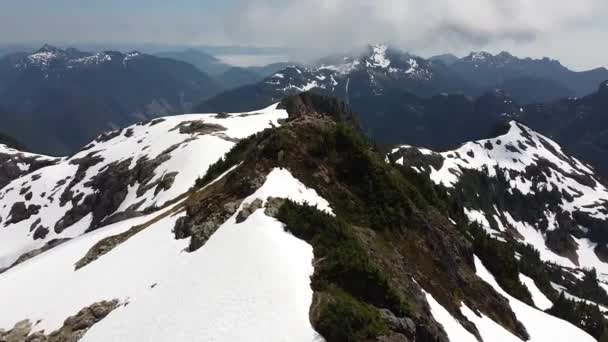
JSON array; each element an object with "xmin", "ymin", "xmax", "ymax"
[
  {"xmin": 0, "ymin": 94, "xmax": 600, "ymax": 341},
  {"xmin": 0, "ymin": 167, "xmax": 327, "ymax": 341},
  {"xmin": 0, "ymin": 143, "xmax": 60, "ymax": 190},
  {"xmin": 0, "ymin": 104, "xmax": 287, "ymax": 270},
  {"xmin": 424, "ymin": 257, "xmax": 595, "ymax": 342},
  {"xmin": 391, "ymin": 120, "xmax": 608, "ymax": 298},
  {"xmin": 471, "ymin": 257, "xmax": 595, "ymax": 342},
  {"xmin": 392, "ymin": 121, "xmax": 608, "ymax": 274}
]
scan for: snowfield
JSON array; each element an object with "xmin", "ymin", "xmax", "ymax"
[
  {"xmin": 473, "ymin": 257, "xmax": 595, "ymax": 342},
  {"xmin": 519, "ymin": 274, "xmax": 553, "ymax": 310},
  {"xmin": 0, "ymin": 104, "xmax": 287, "ymax": 270},
  {"xmin": 424, "ymin": 291, "xmax": 481, "ymax": 342},
  {"xmin": 424, "ymin": 258, "xmax": 593, "ymax": 342},
  {"xmin": 0, "ymin": 167, "xmax": 328, "ymax": 341}
]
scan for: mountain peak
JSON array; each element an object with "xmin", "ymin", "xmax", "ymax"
[
  {"xmin": 36, "ymin": 44, "xmax": 63, "ymax": 54},
  {"xmin": 366, "ymin": 43, "xmax": 391, "ymax": 68},
  {"xmin": 467, "ymin": 51, "xmax": 494, "ymax": 61},
  {"xmin": 25, "ymin": 45, "xmax": 69, "ymax": 68},
  {"xmin": 428, "ymin": 53, "xmax": 459, "ymax": 65},
  {"xmin": 496, "ymin": 51, "xmax": 516, "ymax": 61},
  {"xmin": 278, "ymin": 92, "xmax": 360, "ymax": 129},
  {"xmin": 465, "ymin": 51, "xmax": 520, "ymax": 64}
]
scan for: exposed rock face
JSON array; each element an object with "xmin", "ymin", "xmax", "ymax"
[
  {"xmin": 379, "ymin": 309, "xmax": 417, "ymax": 337},
  {"xmin": 54, "ymin": 148, "xmax": 179, "ymax": 234},
  {"xmin": 0, "ymin": 99, "xmax": 288, "ymax": 277},
  {"xmin": 6, "ymin": 202, "xmax": 41, "ymax": 225},
  {"xmin": 0, "ymin": 150, "xmax": 59, "ymax": 190},
  {"xmin": 171, "ymin": 121, "xmax": 226, "ymax": 135},
  {"xmin": 264, "ymin": 197, "xmax": 286, "ymax": 218},
  {"xmin": 0, "ymin": 300, "xmax": 119, "ymax": 342},
  {"xmin": 278, "ymin": 92, "xmax": 361, "ymax": 130},
  {"xmin": 32, "ymin": 227, "xmax": 49, "ymax": 240},
  {"xmin": 0, "ymin": 319, "xmax": 32, "ymax": 342},
  {"xmin": 235, "ymin": 198, "xmax": 263, "ymax": 223}
]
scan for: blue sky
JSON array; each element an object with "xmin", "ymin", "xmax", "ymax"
[{"xmin": 1, "ymin": 0, "xmax": 607, "ymax": 70}]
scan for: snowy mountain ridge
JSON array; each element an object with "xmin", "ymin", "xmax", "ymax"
[
  {"xmin": 0, "ymin": 93, "xmax": 602, "ymax": 342},
  {"xmin": 14, "ymin": 45, "xmax": 143, "ymax": 71},
  {"xmin": 391, "ymin": 121, "xmax": 608, "ymax": 318},
  {"xmin": 263, "ymin": 44, "xmax": 435, "ymax": 96},
  {"xmin": 461, "ymin": 50, "xmax": 562, "ymax": 69},
  {"xmin": 0, "ymin": 143, "xmax": 60, "ymax": 190},
  {"xmin": 392, "ymin": 121, "xmax": 608, "ymax": 269},
  {"xmin": 0, "ymin": 104, "xmax": 287, "ymax": 270}
]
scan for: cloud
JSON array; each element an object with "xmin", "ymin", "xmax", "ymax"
[
  {"xmin": 0, "ymin": 0, "xmax": 606, "ymax": 69},
  {"xmin": 229, "ymin": 0, "xmax": 607, "ymax": 57}
]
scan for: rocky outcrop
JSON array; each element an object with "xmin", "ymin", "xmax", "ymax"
[
  {"xmin": 32, "ymin": 227, "xmax": 49, "ymax": 240},
  {"xmin": 174, "ymin": 165, "xmax": 268, "ymax": 252},
  {"xmin": 263, "ymin": 197, "xmax": 286, "ymax": 218},
  {"xmin": 278, "ymin": 92, "xmax": 361, "ymax": 129},
  {"xmin": 55, "ymin": 145, "xmax": 181, "ymax": 234},
  {"xmin": 235, "ymin": 198, "xmax": 262, "ymax": 223},
  {"xmin": 171, "ymin": 121, "xmax": 226, "ymax": 135},
  {"xmin": 0, "ymin": 300, "xmax": 119, "ymax": 342},
  {"xmin": 6, "ymin": 202, "xmax": 41, "ymax": 225},
  {"xmin": 0, "ymin": 151, "xmax": 59, "ymax": 190}
]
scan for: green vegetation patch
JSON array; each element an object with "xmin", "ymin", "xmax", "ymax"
[
  {"xmin": 193, "ymin": 131, "xmax": 266, "ymax": 189},
  {"xmin": 316, "ymin": 288, "xmax": 388, "ymax": 342},
  {"xmin": 276, "ymin": 200, "xmax": 407, "ymax": 341},
  {"xmin": 468, "ymin": 222, "xmax": 534, "ymax": 305}
]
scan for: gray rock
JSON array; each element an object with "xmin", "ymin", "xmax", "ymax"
[
  {"xmin": 1, "ymin": 319, "xmax": 32, "ymax": 342},
  {"xmin": 7, "ymin": 202, "xmax": 41, "ymax": 225},
  {"xmin": 29, "ymin": 218, "xmax": 41, "ymax": 232},
  {"xmin": 376, "ymin": 333, "xmax": 411, "ymax": 342},
  {"xmin": 235, "ymin": 198, "xmax": 263, "ymax": 223},
  {"xmin": 33, "ymin": 227, "xmax": 49, "ymax": 240},
  {"xmin": 264, "ymin": 197, "xmax": 286, "ymax": 218},
  {"xmin": 379, "ymin": 309, "xmax": 416, "ymax": 335},
  {"xmin": 171, "ymin": 121, "xmax": 226, "ymax": 135},
  {"xmin": 223, "ymin": 201, "xmax": 240, "ymax": 213}
]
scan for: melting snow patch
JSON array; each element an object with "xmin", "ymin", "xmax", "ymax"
[
  {"xmin": 424, "ymin": 291, "xmax": 477, "ymax": 342},
  {"xmin": 519, "ymin": 274, "xmax": 553, "ymax": 310},
  {"xmin": 475, "ymin": 256, "xmax": 595, "ymax": 342},
  {"xmin": 460, "ymin": 304, "xmax": 521, "ymax": 342},
  {"xmin": 241, "ymin": 168, "xmax": 333, "ymax": 216}
]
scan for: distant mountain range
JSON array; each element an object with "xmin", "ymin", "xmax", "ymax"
[
  {"xmin": 522, "ymin": 81, "xmax": 608, "ymax": 175},
  {"xmin": 197, "ymin": 44, "xmax": 608, "ymax": 174},
  {"xmin": 156, "ymin": 49, "xmax": 231, "ymax": 75},
  {"xmin": 0, "ymin": 45, "xmax": 223, "ymax": 154},
  {"xmin": 199, "ymin": 45, "xmax": 608, "ymax": 111},
  {"xmin": 450, "ymin": 51, "xmax": 608, "ymax": 101},
  {"xmin": 156, "ymin": 49, "xmax": 295, "ymax": 88},
  {"xmin": 0, "ymin": 43, "xmax": 606, "ymax": 173}
]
